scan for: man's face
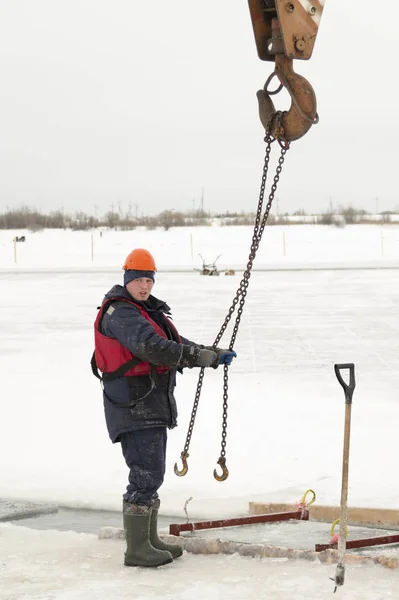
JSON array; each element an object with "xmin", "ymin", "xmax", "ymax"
[{"xmin": 126, "ymin": 277, "xmax": 154, "ymax": 302}]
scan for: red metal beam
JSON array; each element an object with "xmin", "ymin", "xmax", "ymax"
[
  {"xmin": 315, "ymin": 533, "xmax": 399, "ymax": 552},
  {"xmin": 169, "ymin": 510, "xmax": 308, "ymax": 537}
]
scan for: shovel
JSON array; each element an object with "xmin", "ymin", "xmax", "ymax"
[{"xmin": 332, "ymin": 363, "xmax": 356, "ymax": 593}]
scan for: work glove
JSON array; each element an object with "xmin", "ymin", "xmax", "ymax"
[
  {"xmin": 203, "ymin": 346, "xmax": 237, "ymax": 368},
  {"xmin": 215, "ymin": 349, "xmax": 237, "ymax": 366},
  {"xmin": 195, "ymin": 348, "xmax": 218, "ymax": 368}
]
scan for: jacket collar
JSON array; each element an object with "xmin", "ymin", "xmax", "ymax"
[{"xmin": 104, "ymin": 285, "xmax": 171, "ymax": 315}]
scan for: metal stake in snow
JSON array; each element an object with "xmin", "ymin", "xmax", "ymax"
[
  {"xmin": 332, "ymin": 363, "xmax": 356, "ymax": 593},
  {"xmin": 183, "ymin": 496, "xmax": 195, "ymax": 533}
]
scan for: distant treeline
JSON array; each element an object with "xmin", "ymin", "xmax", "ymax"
[{"xmin": 0, "ymin": 206, "xmax": 397, "ymax": 231}]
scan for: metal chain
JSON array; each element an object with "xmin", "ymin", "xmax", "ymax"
[
  {"xmin": 177, "ymin": 123, "xmax": 290, "ymax": 474},
  {"xmin": 216, "ymin": 139, "xmax": 289, "ymax": 469}
]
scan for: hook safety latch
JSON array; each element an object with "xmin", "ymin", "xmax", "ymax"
[
  {"xmin": 174, "ymin": 451, "xmax": 189, "ymax": 477},
  {"xmin": 213, "ymin": 456, "xmax": 229, "ymax": 482},
  {"xmin": 257, "ymin": 54, "xmax": 318, "ymax": 142}
]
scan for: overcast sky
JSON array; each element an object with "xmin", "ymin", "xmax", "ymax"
[{"xmin": 0, "ymin": 1, "xmax": 398, "ymax": 217}]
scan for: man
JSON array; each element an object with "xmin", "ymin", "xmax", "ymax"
[{"xmin": 92, "ymin": 248, "xmax": 236, "ymax": 568}]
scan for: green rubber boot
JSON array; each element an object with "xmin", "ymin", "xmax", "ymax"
[
  {"xmin": 150, "ymin": 499, "xmax": 183, "ymax": 559},
  {"xmin": 123, "ymin": 501, "xmax": 173, "ymax": 567}
]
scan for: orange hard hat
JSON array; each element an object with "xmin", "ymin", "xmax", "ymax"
[{"xmin": 122, "ymin": 248, "xmax": 157, "ymax": 271}]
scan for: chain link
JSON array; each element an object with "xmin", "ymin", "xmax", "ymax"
[
  {"xmin": 179, "ymin": 124, "xmax": 290, "ymax": 470},
  {"xmin": 181, "ymin": 366, "xmax": 205, "ymax": 455}
]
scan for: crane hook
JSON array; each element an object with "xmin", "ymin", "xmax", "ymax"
[
  {"xmin": 257, "ymin": 54, "xmax": 318, "ymax": 142},
  {"xmin": 213, "ymin": 456, "xmax": 229, "ymax": 482},
  {"xmin": 174, "ymin": 451, "xmax": 189, "ymax": 477}
]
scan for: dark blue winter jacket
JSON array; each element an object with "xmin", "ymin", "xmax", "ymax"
[{"xmin": 97, "ymin": 285, "xmax": 200, "ymax": 442}]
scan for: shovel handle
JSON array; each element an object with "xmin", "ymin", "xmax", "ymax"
[{"xmin": 334, "ymin": 363, "xmax": 356, "ymax": 404}]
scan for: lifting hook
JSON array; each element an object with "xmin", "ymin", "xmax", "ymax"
[
  {"xmin": 213, "ymin": 456, "xmax": 229, "ymax": 482},
  {"xmin": 257, "ymin": 54, "xmax": 318, "ymax": 142},
  {"xmin": 174, "ymin": 451, "xmax": 189, "ymax": 477}
]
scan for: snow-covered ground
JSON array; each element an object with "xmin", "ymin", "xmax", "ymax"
[
  {"xmin": 1, "ymin": 224, "xmax": 399, "ymax": 270},
  {"xmin": 1, "ymin": 225, "xmax": 399, "ymax": 598},
  {"xmin": 1, "ymin": 225, "xmax": 399, "ymax": 514}
]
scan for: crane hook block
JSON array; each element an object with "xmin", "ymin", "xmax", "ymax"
[
  {"xmin": 257, "ymin": 54, "xmax": 318, "ymax": 141},
  {"xmin": 247, "ymin": 0, "xmax": 327, "ymax": 62}
]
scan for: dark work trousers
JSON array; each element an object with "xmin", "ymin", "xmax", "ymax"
[{"xmin": 120, "ymin": 427, "xmax": 167, "ymax": 506}]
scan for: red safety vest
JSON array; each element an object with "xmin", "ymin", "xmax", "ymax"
[{"xmin": 93, "ymin": 297, "xmax": 181, "ymax": 379}]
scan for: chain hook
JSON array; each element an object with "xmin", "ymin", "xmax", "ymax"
[
  {"xmin": 213, "ymin": 456, "xmax": 229, "ymax": 482},
  {"xmin": 174, "ymin": 451, "xmax": 189, "ymax": 477}
]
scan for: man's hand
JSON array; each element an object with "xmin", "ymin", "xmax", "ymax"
[
  {"xmin": 203, "ymin": 346, "xmax": 237, "ymax": 367},
  {"xmin": 216, "ymin": 350, "xmax": 237, "ymax": 366},
  {"xmin": 180, "ymin": 344, "xmax": 237, "ymax": 369},
  {"xmin": 195, "ymin": 349, "xmax": 218, "ymax": 368}
]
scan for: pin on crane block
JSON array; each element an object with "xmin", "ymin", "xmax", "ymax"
[{"xmin": 248, "ymin": 0, "xmax": 326, "ymax": 62}]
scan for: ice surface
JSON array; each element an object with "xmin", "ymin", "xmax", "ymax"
[
  {"xmin": 179, "ymin": 520, "xmax": 399, "ymax": 553},
  {"xmin": 9, "ymin": 507, "xmax": 182, "ymax": 535},
  {"xmin": 0, "ymin": 499, "xmax": 57, "ymax": 522},
  {"xmin": 1, "ymin": 523, "xmax": 399, "ymax": 600}
]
